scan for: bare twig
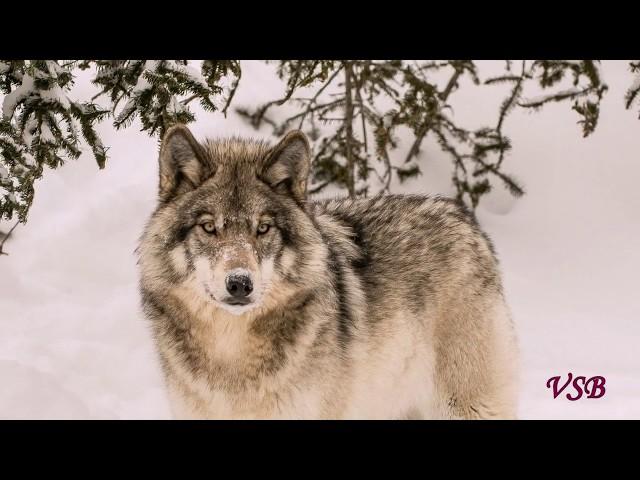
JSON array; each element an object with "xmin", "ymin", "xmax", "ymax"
[
  {"xmin": 222, "ymin": 66, "xmax": 242, "ymax": 116},
  {"xmin": 494, "ymin": 60, "xmax": 528, "ymax": 168},
  {"xmin": 297, "ymin": 67, "xmax": 343, "ymax": 129},
  {"xmin": 343, "ymin": 61, "xmax": 356, "ymax": 197},
  {"xmin": 380, "ymin": 148, "xmax": 393, "ymax": 193},
  {"xmin": 354, "ymin": 65, "xmax": 369, "ymax": 155},
  {"xmin": 284, "ymin": 100, "xmax": 344, "ymax": 126},
  {"xmin": 309, "ymin": 180, "xmax": 332, "ymax": 195},
  {"xmin": 181, "ymin": 94, "xmax": 200, "ymax": 105},
  {"xmin": 0, "ymin": 221, "xmax": 19, "ymax": 256},
  {"xmin": 244, "ymin": 67, "xmax": 304, "ymax": 128}
]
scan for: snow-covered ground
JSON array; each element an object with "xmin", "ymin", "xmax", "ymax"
[{"xmin": 1, "ymin": 61, "xmax": 639, "ymax": 419}]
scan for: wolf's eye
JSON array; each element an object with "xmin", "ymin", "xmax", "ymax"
[
  {"xmin": 257, "ymin": 223, "xmax": 271, "ymax": 235},
  {"xmin": 201, "ymin": 222, "xmax": 216, "ymax": 234}
]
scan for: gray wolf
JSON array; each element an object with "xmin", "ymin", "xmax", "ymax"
[{"xmin": 137, "ymin": 125, "xmax": 519, "ymax": 419}]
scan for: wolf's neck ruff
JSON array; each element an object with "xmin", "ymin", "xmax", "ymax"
[{"xmin": 137, "ymin": 126, "xmax": 519, "ymax": 419}]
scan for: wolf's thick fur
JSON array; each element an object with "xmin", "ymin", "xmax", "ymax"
[{"xmin": 138, "ymin": 125, "xmax": 519, "ymax": 419}]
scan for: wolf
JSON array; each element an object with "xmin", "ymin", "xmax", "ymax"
[{"xmin": 137, "ymin": 124, "xmax": 519, "ymax": 419}]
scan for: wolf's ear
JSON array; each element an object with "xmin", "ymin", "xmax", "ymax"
[
  {"xmin": 158, "ymin": 124, "xmax": 209, "ymax": 201},
  {"xmin": 261, "ymin": 130, "xmax": 311, "ymax": 202}
]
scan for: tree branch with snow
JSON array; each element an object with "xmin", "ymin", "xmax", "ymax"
[{"xmin": 0, "ymin": 60, "xmax": 241, "ymax": 223}]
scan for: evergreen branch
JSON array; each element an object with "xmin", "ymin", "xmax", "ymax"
[
  {"xmin": 518, "ymin": 86, "xmax": 592, "ymax": 109},
  {"xmin": 403, "ymin": 64, "xmax": 462, "ymax": 165}
]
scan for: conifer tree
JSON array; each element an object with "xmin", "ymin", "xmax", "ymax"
[{"xmin": 0, "ymin": 60, "xmax": 109, "ymax": 222}]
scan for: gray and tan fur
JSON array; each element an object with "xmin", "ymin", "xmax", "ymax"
[{"xmin": 137, "ymin": 125, "xmax": 519, "ymax": 419}]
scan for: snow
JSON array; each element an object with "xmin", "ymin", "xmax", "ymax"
[
  {"xmin": 1, "ymin": 64, "xmax": 71, "ymax": 119},
  {"xmin": 1, "ymin": 61, "xmax": 639, "ymax": 419},
  {"xmin": 2, "ymin": 136, "xmax": 22, "ymax": 151},
  {"xmin": 113, "ymin": 65, "xmax": 154, "ymax": 125},
  {"xmin": 40, "ymin": 121, "xmax": 56, "ymax": 144},
  {"xmin": 114, "ymin": 98, "xmax": 137, "ymax": 125},
  {"xmin": 0, "ymin": 164, "xmax": 7, "ymax": 179},
  {"xmin": 167, "ymin": 96, "xmax": 186, "ymax": 115},
  {"xmin": 143, "ymin": 60, "xmax": 159, "ymax": 72},
  {"xmin": 45, "ymin": 60, "xmax": 64, "ymax": 79},
  {"xmin": 132, "ymin": 74, "xmax": 151, "ymax": 95},
  {"xmin": 165, "ymin": 60, "xmax": 208, "ymax": 89},
  {"xmin": 23, "ymin": 153, "xmax": 35, "ymax": 167},
  {"xmin": 39, "ymin": 85, "xmax": 71, "ymax": 109},
  {"xmin": 2, "ymin": 73, "xmax": 35, "ymax": 120},
  {"xmin": 21, "ymin": 117, "xmax": 37, "ymax": 146}
]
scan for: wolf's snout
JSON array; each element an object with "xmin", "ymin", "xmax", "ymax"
[{"xmin": 225, "ymin": 273, "xmax": 253, "ymax": 300}]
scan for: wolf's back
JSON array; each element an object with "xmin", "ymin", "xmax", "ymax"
[{"xmin": 312, "ymin": 194, "xmax": 503, "ymax": 310}]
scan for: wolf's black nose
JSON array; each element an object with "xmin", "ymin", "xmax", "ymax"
[{"xmin": 225, "ymin": 273, "xmax": 253, "ymax": 298}]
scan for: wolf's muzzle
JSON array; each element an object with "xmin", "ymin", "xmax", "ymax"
[{"xmin": 225, "ymin": 273, "xmax": 253, "ymax": 304}]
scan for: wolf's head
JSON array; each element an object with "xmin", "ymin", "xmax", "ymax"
[{"xmin": 139, "ymin": 125, "xmax": 327, "ymax": 318}]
